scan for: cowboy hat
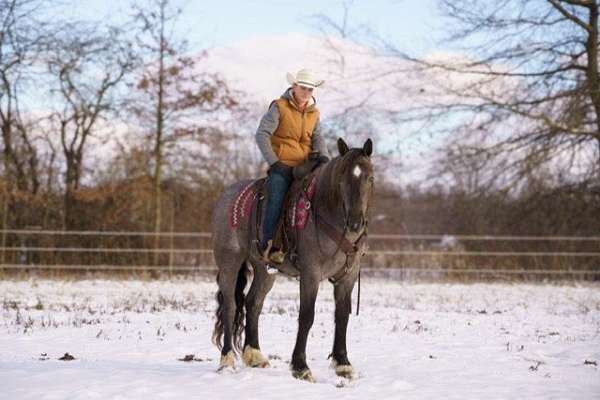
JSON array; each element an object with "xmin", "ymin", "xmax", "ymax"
[{"xmin": 286, "ymin": 69, "xmax": 325, "ymax": 89}]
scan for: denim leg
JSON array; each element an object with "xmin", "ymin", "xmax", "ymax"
[{"xmin": 261, "ymin": 170, "xmax": 292, "ymax": 250}]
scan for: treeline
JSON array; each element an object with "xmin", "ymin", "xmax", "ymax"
[
  {"xmin": 368, "ymin": 179, "xmax": 600, "ymax": 276},
  {"xmin": 373, "ymin": 181, "xmax": 600, "ymax": 237},
  {"xmin": 7, "ymin": 171, "xmax": 599, "ymax": 236},
  {"xmin": 2, "ymin": 173, "xmax": 598, "ymax": 268}
]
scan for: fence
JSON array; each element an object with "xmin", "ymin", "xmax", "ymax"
[{"xmin": 1, "ymin": 229, "xmax": 599, "ymax": 280}]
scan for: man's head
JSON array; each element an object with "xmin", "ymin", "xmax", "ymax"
[
  {"xmin": 291, "ymin": 83, "xmax": 314, "ymax": 106},
  {"xmin": 286, "ymin": 69, "xmax": 324, "ymax": 106}
]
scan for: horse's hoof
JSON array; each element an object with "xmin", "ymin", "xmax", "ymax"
[
  {"xmin": 242, "ymin": 346, "xmax": 270, "ymax": 368},
  {"xmin": 330, "ymin": 359, "xmax": 356, "ymax": 380},
  {"xmin": 217, "ymin": 350, "xmax": 236, "ymax": 372},
  {"xmin": 334, "ymin": 364, "xmax": 356, "ymax": 380},
  {"xmin": 292, "ymin": 368, "xmax": 316, "ymax": 383}
]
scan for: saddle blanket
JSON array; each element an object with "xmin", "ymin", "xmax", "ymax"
[
  {"xmin": 229, "ymin": 175, "xmax": 318, "ymax": 230},
  {"xmin": 229, "ymin": 180, "xmax": 259, "ymax": 228},
  {"xmin": 288, "ymin": 174, "xmax": 317, "ymax": 230}
]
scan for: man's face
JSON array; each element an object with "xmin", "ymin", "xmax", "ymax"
[{"xmin": 292, "ymin": 83, "xmax": 314, "ymax": 105}]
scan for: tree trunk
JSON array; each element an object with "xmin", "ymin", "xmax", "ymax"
[
  {"xmin": 153, "ymin": 7, "xmax": 166, "ymax": 266},
  {"xmin": 63, "ymin": 155, "xmax": 81, "ymax": 230},
  {"xmin": 586, "ymin": 2, "xmax": 600, "ymax": 174}
]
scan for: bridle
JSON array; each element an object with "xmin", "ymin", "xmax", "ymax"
[
  {"xmin": 336, "ymin": 152, "xmax": 372, "ymax": 238},
  {"xmin": 313, "ymin": 153, "xmax": 372, "ymax": 314}
]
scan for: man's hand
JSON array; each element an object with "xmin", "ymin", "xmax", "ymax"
[
  {"xmin": 309, "ymin": 151, "xmax": 329, "ymax": 165},
  {"xmin": 316, "ymin": 155, "xmax": 329, "ymax": 165}
]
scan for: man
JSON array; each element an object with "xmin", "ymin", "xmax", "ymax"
[{"xmin": 255, "ymin": 69, "xmax": 330, "ymax": 271}]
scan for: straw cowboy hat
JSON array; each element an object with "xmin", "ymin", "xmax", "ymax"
[{"xmin": 286, "ymin": 69, "xmax": 325, "ymax": 89}]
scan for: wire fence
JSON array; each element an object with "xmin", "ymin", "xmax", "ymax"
[{"xmin": 1, "ymin": 229, "xmax": 599, "ymax": 280}]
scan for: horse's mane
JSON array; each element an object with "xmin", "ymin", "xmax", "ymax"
[{"xmin": 320, "ymin": 149, "xmax": 368, "ymax": 212}]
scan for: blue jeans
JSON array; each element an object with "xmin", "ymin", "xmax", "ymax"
[{"xmin": 261, "ymin": 168, "xmax": 293, "ymax": 250}]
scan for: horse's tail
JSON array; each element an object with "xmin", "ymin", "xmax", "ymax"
[
  {"xmin": 232, "ymin": 265, "xmax": 248, "ymax": 352},
  {"xmin": 212, "ymin": 264, "xmax": 248, "ymax": 353},
  {"xmin": 212, "ymin": 279, "xmax": 225, "ymax": 350}
]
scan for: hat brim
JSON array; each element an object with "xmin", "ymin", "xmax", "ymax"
[{"xmin": 286, "ymin": 72, "xmax": 325, "ymax": 88}]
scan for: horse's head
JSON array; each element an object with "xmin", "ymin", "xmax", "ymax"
[{"xmin": 330, "ymin": 137, "xmax": 374, "ymax": 232}]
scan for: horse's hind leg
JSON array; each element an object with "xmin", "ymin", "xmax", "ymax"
[
  {"xmin": 242, "ymin": 262, "xmax": 276, "ymax": 368},
  {"xmin": 330, "ymin": 270, "xmax": 359, "ymax": 379},
  {"xmin": 214, "ymin": 256, "xmax": 247, "ymax": 371}
]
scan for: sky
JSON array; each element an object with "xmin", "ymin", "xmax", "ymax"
[
  {"xmin": 185, "ymin": 0, "xmax": 444, "ymax": 54},
  {"xmin": 62, "ymin": 0, "xmax": 445, "ymax": 56}
]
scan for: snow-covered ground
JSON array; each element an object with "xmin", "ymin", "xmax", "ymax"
[{"xmin": 1, "ymin": 277, "xmax": 599, "ymax": 399}]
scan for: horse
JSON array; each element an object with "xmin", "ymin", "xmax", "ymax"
[{"xmin": 211, "ymin": 137, "xmax": 374, "ymax": 382}]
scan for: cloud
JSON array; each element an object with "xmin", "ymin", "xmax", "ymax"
[{"xmin": 201, "ymin": 33, "xmax": 420, "ymax": 116}]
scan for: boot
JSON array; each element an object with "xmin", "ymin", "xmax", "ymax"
[
  {"xmin": 269, "ymin": 249, "xmax": 285, "ymax": 264},
  {"xmin": 261, "ymin": 240, "xmax": 280, "ymax": 274}
]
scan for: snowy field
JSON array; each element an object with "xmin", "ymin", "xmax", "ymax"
[{"xmin": 1, "ymin": 276, "xmax": 599, "ymax": 399}]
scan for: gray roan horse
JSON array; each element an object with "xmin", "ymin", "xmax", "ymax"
[{"xmin": 211, "ymin": 138, "xmax": 374, "ymax": 382}]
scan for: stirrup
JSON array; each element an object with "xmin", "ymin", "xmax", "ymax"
[
  {"xmin": 261, "ymin": 240, "xmax": 273, "ymax": 263},
  {"xmin": 260, "ymin": 240, "xmax": 279, "ymax": 274},
  {"xmin": 269, "ymin": 250, "xmax": 286, "ymax": 264},
  {"xmin": 261, "ymin": 240, "xmax": 285, "ymax": 264}
]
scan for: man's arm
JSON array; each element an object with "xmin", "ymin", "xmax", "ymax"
[
  {"xmin": 255, "ymin": 103, "xmax": 280, "ymax": 166},
  {"xmin": 311, "ymin": 119, "xmax": 330, "ymax": 158}
]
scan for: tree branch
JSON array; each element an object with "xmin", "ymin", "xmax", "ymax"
[{"xmin": 547, "ymin": 0, "xmax": 591, "ymax": 32}]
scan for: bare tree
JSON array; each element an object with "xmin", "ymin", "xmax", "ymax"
[
  {"xmin": 0, "ymin": 0, "xmax": 59, "ymax": 231},
  {"xmin": 390, "ymin": 0, "xmax": 600, "ymax": 192},
  {"xmin": 46, "ymin": 24, "xmax": 135, "ymax": 229},
  {"xmin": 131, "ymin": 0, "xmax": 239, "ymax": 260}
]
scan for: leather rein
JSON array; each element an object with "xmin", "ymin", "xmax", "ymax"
[{"xmin": 310, "ymin": 162, "xmax": 370, "ymax": 316}]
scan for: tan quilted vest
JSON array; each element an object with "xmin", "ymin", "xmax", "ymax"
[{"xmin": 270, "ymin": 98, "xmax": 320, "ymax": 167}]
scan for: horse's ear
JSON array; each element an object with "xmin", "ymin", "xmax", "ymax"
[
  {"xmin": 337, "ymin": 138, "xmax": 350, "ymax": 156},
  {"xmin": 363, "ymin": 138, "xmax": 373, "ymax": 157}
]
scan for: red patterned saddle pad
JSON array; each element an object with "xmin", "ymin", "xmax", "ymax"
[
  {"xmin": 229, "ymin": 180, "xmax": 259, "ymax": 228},
  {"xmin": 288, "ymin": 174, "xmax": 318, "ymax": 230}
]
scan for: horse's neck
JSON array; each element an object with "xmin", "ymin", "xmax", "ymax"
[{"xmin": 314, "ymin": 163, "xmax": 345, "ymax": 226}]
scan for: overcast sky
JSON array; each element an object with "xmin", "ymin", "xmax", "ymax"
[{"xmin": 62, "ymin": 0, "xmax": 445, "ymax": 55}]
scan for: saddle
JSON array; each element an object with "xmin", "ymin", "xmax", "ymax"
[
  {"xmin": 262, "ymin": 164, "xmax": 320, "ymax": 264},
  {"xmin": 228, "ymin": 159, "xmax": 321, "ymax": 267}
]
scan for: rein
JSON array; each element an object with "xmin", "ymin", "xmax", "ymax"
[
  {"xmin": 311, "ymin": 160, "xmax": 369, "ymax": 316},
  {"xmin": 315, "ymin": 209, "xmax": 367, "ymax": 260}
]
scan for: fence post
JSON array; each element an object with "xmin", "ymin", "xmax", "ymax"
[{"xmin": 169, "ymin": 205, "xmax": 175, "ymax": 277}]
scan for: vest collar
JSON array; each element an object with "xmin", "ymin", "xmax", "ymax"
[{"xmin": 282, "ymin": 88, "xmax": 316, "ymax": 112}]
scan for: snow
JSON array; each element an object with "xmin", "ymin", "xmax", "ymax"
[{"xmin": 1, "ymin": 277, "xmax": 599, "ymax": 399}]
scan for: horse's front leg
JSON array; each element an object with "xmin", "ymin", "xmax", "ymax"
[
  {"xmin": 330, "ymin": 268, "xmax": 359, "ymax": 379},
  {"xmin": 291, "ymin": 272, "xmax": 320, "ymax": 382},
  {"xmin": 243, "ymin": 263, "xmax": 276, "ymax": 368}
]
